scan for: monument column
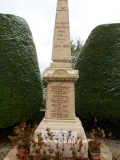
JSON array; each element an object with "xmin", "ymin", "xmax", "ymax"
[
  {"xmin": 35, "ymin": 0, "xmax": 88, "ymax": 157},
  {"xmin": 43, "ymin": 0, "xmax": 79, "ymax": 121},
  {"xmin": 51, "ymin": 0, "xmax": 71, "ymax": 66}
]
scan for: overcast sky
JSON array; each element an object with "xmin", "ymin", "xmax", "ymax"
[{"xmin": 0, "ymin": 0, "xmax": 120, "ymax": 74}]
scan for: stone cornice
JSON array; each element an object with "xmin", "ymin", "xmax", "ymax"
[{"xmin": 43, "ymin": 68, "xmax": 79, "ymax": 82}]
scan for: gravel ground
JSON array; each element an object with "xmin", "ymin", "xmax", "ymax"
[
  {"xmin": 0, "ymin": 143, "xmax": 12, "ymax": 160},
  {"xmin": 0, "ymin": 140, "xmax": 120, "ymax": 160},
  {"xmin": 106, "ymin": 140, "xmax": 120, "ymax": 160}
]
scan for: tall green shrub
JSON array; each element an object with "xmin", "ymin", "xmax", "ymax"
[
  {"xmin": 0, "ymin": 14, "xmax": 43, "ymax": 128},
  {"xmin": 75, "ymin": 24, "xmax": 120, "ymax": 123}
]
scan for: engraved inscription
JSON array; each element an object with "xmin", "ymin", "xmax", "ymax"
[
  {"xmin": 50, "ymin": 84, "xmax": 71, "ymax": 118},
  {"xmin": 52, "ymin": 0, "xmax": 71, "ymax": 61},
  {"xmin": 53, "ymin": 20, "xmax": 70, "ymax": 49}
]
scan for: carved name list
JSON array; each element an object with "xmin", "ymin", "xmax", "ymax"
[
  {"xmin": 50, "ymin": 84, "xmax": 70, "ymax": 118},
  {"xmin": 45, "ymin": 82, "xmax": 75, "ymax": 120}
]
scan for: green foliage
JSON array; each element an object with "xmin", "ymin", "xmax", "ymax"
[
  {"xmin": 42, "ymin": 77, "xmax": 47, "ymax": 108},
  {"xmin": 71, "ymin": 38, "xmax": 82, "ymax": 69},
  {"xmin": 42, "ymin": 77, "xmax": 48, "ymax": 89},
  {"xmin": 75, "ymin": 24, "xmax": 120, "ymax": 123},
  {"xmin": 0, "ymin": 14, "xmax": 43, "ymax": 128}
]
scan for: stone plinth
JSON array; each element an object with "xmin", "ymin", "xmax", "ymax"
[
  {"xmin": 45, "ymin": 82, "xmax": 75, "ymax": 120},
  {"xmin": 35, "ymin": 117, "xmax": 86, "ymax": 139}
]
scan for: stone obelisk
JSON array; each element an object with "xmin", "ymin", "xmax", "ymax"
[{"xmin": 35, "ymin": 0, "xmax": 88, "ymax": 157}]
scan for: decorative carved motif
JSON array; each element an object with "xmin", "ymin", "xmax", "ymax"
[
  {"xmin": 60, "ymin": 7, "xmax": 65, "ymax": 9},
  {"xmin": 53, "ymin": 69, "xmax": 68, "ymax": 77}
]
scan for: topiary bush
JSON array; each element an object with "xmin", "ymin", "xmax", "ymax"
[
  {"xmin": 0, "ymin": 14, "xmax": 43, "ymax": 128},
  {"xmin": 75, "ymin": 23, "xmax": 120, "ymax": 124}
]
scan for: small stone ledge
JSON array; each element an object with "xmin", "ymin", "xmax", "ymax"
[
  {"xmin": 44, "ymin": 77, "xmax": 78, "ymax": 82},
  {"xmin": 4, "ymin": 148, "xmax": 17, "ymax": 160}
]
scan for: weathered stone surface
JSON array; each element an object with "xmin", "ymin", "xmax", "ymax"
[
  {"xmin": 35, "ymin": 0, "xmax": 88, "ymax": 158},
  {"xmin": 52, "ymin": 0, "xmax": 71, "ymax": 63},
  {"xmin": 43, "ymin": 0, "xmax": 79, "ymax": 121},
  {"xmin": 0, "ymin": 14, "xmax": 43, "ymax": 128}
]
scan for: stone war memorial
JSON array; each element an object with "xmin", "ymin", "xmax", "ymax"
[
  {"xmin": 4, "ymin": 0, "xmax": 88, "ymax": 159},
  {"xmin": 35, "ymin": 0, "xmax": 88, "ymax": 158}
]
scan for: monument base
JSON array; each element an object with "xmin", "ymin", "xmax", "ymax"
[
  {"xmin": 35, "ymin": 117, "xmax": 85, "ymax": 139},
  {"xmin": 34, "ymin": 117, "xmax": 88, "ymax": 158},
  {"xmin": 31, "ymin": 139, "xmax": 88, "ymax": 158}
]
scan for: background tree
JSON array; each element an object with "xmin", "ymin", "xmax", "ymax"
[
  {"xmin": 0, "ymin": 14, "xmax": 43, "ymax": 128},
  {"xmin": 75, "ymin": 24, "xmax": 120, "ymax": 124},
  {"xmin": 71, "ymin": 38, "xmax": 83, "ymax": 69},
  {"xmin": 42, "ymin": 74, "xmax": 48, "ymax": 108}
]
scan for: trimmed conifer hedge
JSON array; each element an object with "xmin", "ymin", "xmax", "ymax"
[
  {"xmin": 75, "ymin": 24, "xmax": 120, "ymax": 123},
  {"xmin": 0, "ymin": 14, "xmax": 43, "ymax": 128}
]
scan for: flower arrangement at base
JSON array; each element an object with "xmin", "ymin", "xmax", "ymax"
[
  {"xmin": 89, "ymin": 117, "xmax": 114, "ymax": 160},
  {"xmin": 8, "ymin": 121, "xmax": 88, "ymax": 160},
  {"xmin": 30, "ymin": 128, "xmax": 88, "ymax": 160},
  {"xmin": 8, "ymin": 118, "xmax": 37, "ymax": 159}
]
